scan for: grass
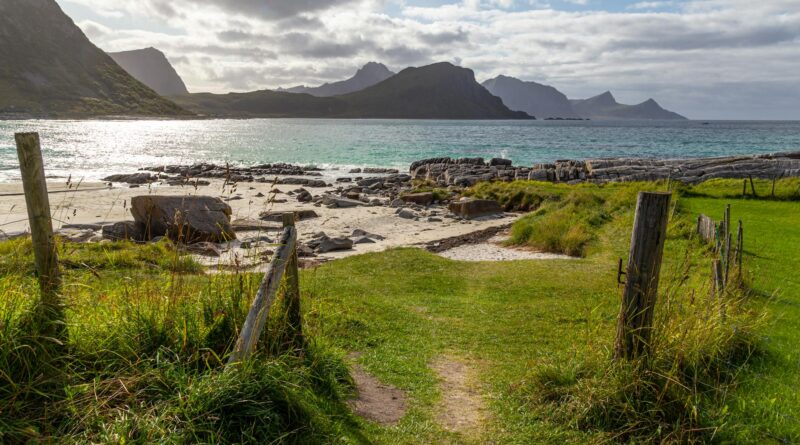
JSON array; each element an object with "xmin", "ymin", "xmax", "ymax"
[{"xmin": 0, "ymin": 179, "xmax": 797, "ymax": 443}]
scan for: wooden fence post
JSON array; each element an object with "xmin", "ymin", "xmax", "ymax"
[
  {"xmin": 615, "ymin": 192, "xmax": 672, "ymax": 360},
  {"xmin": 15, "ymin": 132, "xmax": 65, "ymax": 339},
  {"xmin": 228, "ymin": 220, "xmax": 297, "ymax": 365},
  {"xmin": 282, "ymin": 213, "xmax": 303, "ymax": 350}
]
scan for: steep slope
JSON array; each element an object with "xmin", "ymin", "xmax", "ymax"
[
  {"xmin": 0, "ymin": 0, "xmax": 187, "ymax": 117},
  {"xmin": 172, "ymin": 62, "xmax": 532, "ymax": 119},
  {"xmin": 571, "ymin": 91, "xmax": 686, "ymax": 120},
  {"xmin": 280, "ymin": 62, "xmax": 395, "ymax": 97},
  {"xmin": 108, "ymin": 47, "xmax": 189, "ymax": 96},
  {"xmin": 482, "ymin": 75, "xmax": 579, "ymax": 119}
]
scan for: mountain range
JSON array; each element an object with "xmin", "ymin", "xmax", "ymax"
[
  {"xmin": 0, "ymin": 0, "xmax": 187, "ymax": 117},
  {"xmin": 277, "ymin": 62, "xmax": 395, "ymax": 97},
  {"xmin": 570, "ymin": 91, "xmax": 686, "ymax": 120},
  {"xmin": 0, "ymin": 0, "xmax": 687, "ymax": 120},
  {"xmin": 108, "ymin": 48, "xmax": 189, "ymax": 96},
  {"xmin": 482, "ymin": 75, "xmax": 686, "ymax": 120},
  {"xmin": 171, "ymin": 62, "xmax": 531, "ymax": 119}
]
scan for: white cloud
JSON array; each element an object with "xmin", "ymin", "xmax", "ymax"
[{"xmin": 62, "ymin": 0, "xmax": 800, "ymax": 118}]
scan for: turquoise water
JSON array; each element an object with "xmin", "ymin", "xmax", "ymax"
[{"xmin": 1, "ymin": 119, "xmax": 799, "ymax": 182}]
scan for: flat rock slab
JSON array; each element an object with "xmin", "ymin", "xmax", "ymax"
[
  {"xmin": 131, "ymin": 195, "xmax": 235, "ymax": 243},
  {"xmin": 258, "ymin": 210, "xmax": 319, "ymax": 222}
]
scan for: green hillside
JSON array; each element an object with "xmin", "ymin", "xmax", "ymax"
[{"xmin": 0, "ymin": 0, "xmax": 188, "ymax": 117}]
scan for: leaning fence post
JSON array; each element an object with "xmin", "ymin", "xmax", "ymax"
[
  {"xmin": 282, "ymin": 213, "xmax": 303, "ymax": 350},
  {"xmin": 614, "ymin": 192, "xmax": 671, "ymax": 360},
  {"xmin": 227, "ymin": 218, "xmax": 297, "ymax": 365},
  {"xmin": 15, "ymin": 132, "xmax": 65, "ymax": 340}
]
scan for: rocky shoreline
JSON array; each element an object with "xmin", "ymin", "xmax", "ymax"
[
  {"xmin": 3, "ymin": 150, "xmax": 799, "ymax": 269},
  {"xmin": 409, "ymin": 151, "xmax": 800, "ymax": 186}
]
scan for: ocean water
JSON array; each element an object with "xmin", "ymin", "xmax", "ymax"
[{"xmin": 0, "ymin": 119, "xmax": 799, "ymax": 182}]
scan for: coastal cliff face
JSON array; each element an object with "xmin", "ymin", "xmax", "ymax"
[
  {"xmin": 172, "ymin": 62, "xmax": 532, "ymax": 119},
  {"xmin": 108, "ymin": 47, "xmax": 189, "ymax": 96},
  {"xmin": 280, "ymin": 62, "xmax": 395, "ymax": 97},
  {"xmin": 0, "ymin": 0, "xmax": 188, "ymax": 117},
  {"xmin": 482, "ymin": 75, "xmax": 579, "ymax": 119},
  {"xmin": 570, "ymin": 91, "xmax": 687, "ymax": 120}
]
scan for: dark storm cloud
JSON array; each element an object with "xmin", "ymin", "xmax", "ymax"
[
  {"xmin": 187, "ymin": 0, "xmax": 359, "ymax": 20},
  {"xmin": 417, "ymin": 28, "xmax": 470, "ymax": 46},
  {"xmin": 608, "ymin": 22, "xmax": 800, "ymax": 51}
]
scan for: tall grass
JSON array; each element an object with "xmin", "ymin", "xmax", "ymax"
[
  {"xmin": 511, "ymin": 196, "xmax": 764, "ymax": 443},
  {"xmin": 0, "ymin": 237, "xmax": 356, "ymax": 443}
]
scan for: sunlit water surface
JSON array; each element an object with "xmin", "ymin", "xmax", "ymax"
[{"xmin": 1, "ymin": 119, "xmax": 798, "ymax": 182}]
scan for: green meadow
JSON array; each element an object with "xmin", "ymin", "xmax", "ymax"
[{"xmin": 1, "ymin": 178, "xmax": 798, "ymax": 444}]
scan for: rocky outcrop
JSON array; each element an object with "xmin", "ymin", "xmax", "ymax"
[
  {"xmin": 527, "ymin": 152, "xmax": 800, "ymax": 184},
  {"xmin": 410, "ymin": 157, "xmax": 528, "ymax": 187},
  {"xmin": 410, "ymin": 152, "xmax": 800, "ymax": 186},
  {"xmin": 131, "ymin": 195, "xmax": 235, "ymax": 243}
]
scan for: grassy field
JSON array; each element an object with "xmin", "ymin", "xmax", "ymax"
[{"xmin": 0, "ymin": 179, "xmax": 797, "ymax": 443}]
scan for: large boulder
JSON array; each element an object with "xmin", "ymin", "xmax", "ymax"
[
  {"xmin": 131, "ymin": 195, "xmax": 235, "ymax": 243},
  {"xmin": 448, "ymin": 199, "xmax": 503, "ymax": 219}
]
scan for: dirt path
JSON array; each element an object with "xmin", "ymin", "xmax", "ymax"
[
  {"xmin": 347, "ymin": 354, "xmax": 407, "ymax": 425},
  {"xmin": 432, "ymin": 356, "xmax": 486, "ymax": 437}
]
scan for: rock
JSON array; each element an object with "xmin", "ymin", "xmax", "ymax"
[
  {"xmin": 401, "ymin": 192, "xmax": 434, "ymax": 206},
  {"xmin": 316, "ymin": 236, "xmax": 353, "ymax": 253},
  {"xmin": 297, "ymin": 245, "xmax": 317, "ymax": 257},
  {"xmin": 352, "ymin": 229, "xmax": 386, "ymax": 240},
  {"xmin": 427, "ymin": 217, "xmax": 443, "ymax": 223},
  {"xmin": 336, "ymin": 177, "xmax": 352, "ymax": 183},
  {"xmin": 185, "ymin": 242, "xmax": 221, "ymax": 257},
  {"xmin": 296, "ymin": 190, "xmax": 313, "ymax": 202},
  {"xmin": 255, "ymin": 192, "xmax": 265, "ymax": 197},
  {"xmin": 321, "ymin": 195, "xmax": 364, "ymax": 208},
  {"xmin": 490, "ymin": 158, "xmax": 513, "ymax": 166},
  {"xmin": 369, "ymin": 199, "xmax": 383, "ymax": 206},
  {"xmin": 62, "ymin": 223, "xmax": 104, "ymax": 230},
  {"xmin": 57, "ymin": 228, "xmax": 98, "ymax": 243},
  {"xmin": 353, "ymin": 236, "xmax": 376, "ymax": 244},
  {"xmin": 102, "ymin": 221, "xmax": 145, "ymax": 242},
  {"xmin": 103, "ymin": 172, "xmax": 156, "ymax": 184},
  {"xmin": 448, "ymin": 199, "xmax": 503, "ymax": 219},
  {"xmin": 397, "ymin": 209, "xmax": 417, "ymax": 219},
  {"xmin": 258, "ymin": 210, "xmax": 319, "ymax": 222},
  {"xmin": 349, "ymin": 168, "xmax": 362, "ymax": 173},
  {"xmin": 131, "ymin": 195, "xmax": 235, "ymax": 243},
  {"xmin": 390, "ymin": 198, "xmax": 404, "ymax": 207},
  {"xmin": 231, "ymin": 218, "xmax": 280, "ymax": 231}
]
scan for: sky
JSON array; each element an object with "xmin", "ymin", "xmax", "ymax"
[{"xmin": 56, "ymin": 0, "xmax": 800, "ymax": 120}]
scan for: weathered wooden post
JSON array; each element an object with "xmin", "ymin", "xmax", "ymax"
[
  {"xmin": 736, "ymin": 220, "xmax": 743, "ymax": 272},
  {"xmin": 15, "ymin": 132, "xmax": 65, "ymax": 339},
  {"xmin": 742, "ymin": 179, "xmax": 747, "ymax": 198},
  {"xmin": 282, "ymin": 213, "xmax": 303, "ymax": 350},
  {"xmin": 228, "ymin": 218, "xmax": 297, "ymax": 365},
  {"xmin": 749, "ymin": 175, "xmax": 757, "ymax": 197},
  {"xmin": 614, "ymin": 192, "xmax": 671, "ymax": 360}
]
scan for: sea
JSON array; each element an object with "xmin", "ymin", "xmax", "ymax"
[{"xmin": 1, "ymin": 119, "xmax": 799, "ymax": 183}]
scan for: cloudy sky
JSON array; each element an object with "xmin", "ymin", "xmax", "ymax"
[{"xmin": 57, "ymin": 0, "xmax": 800, "ymax": 119}]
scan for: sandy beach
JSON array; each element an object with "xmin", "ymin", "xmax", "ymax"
[{"xmin": 0, "ymin": 177, "xmax": 544, "ymax": 265}]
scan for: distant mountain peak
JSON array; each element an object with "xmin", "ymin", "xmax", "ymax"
[
  {"xmin": 109, "ymin": 47, "xmax": 189, "ymax": 96},
  {"xmin": 280, "ymin": 62, "xmax": 395, "ymax": 97},
  {"xmin": 482, "ymin": 74, "xmax": 579, "ymax": 119},
  {"xmin": 571, "ymin": 91, "xmax": 686, "ymax": 120}
]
